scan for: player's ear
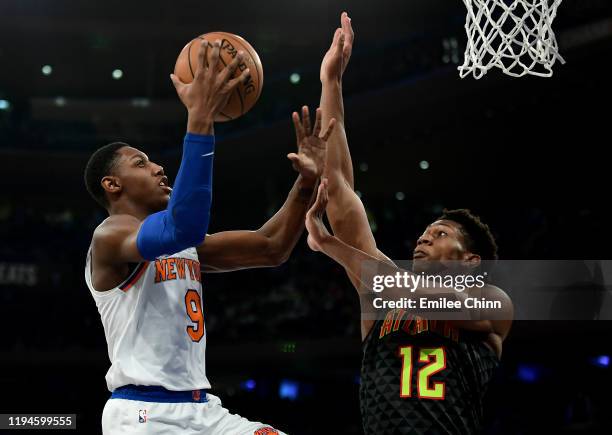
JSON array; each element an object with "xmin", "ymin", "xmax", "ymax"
[
  {"xmin": 463, "ymin": 253, "xmax": 481, "ymax": 270},
  {"xmin": 101, "ymin": 176, "xmax": 122, "ymax": 194}
]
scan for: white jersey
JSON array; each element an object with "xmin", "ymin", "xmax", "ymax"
[{"xmin": 85, "ymin": 246, "xmax": 211, "ymax": 392}]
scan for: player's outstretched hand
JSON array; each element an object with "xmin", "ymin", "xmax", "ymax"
[
  {"xmin": 288, "ymin": 106, "xmax": 336, "ymax": 183},
  {"xmin": 320, "ymin": 11, "xmax": 354, "ymax": 84},
  {"xmin": 306, "ymin": 178, "xmax": 333, "ymax": 252},
  {"xmin": 170, "ymin": 39, "xmax": 251, "ymax": 133}
]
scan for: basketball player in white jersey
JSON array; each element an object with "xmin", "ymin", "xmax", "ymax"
[{"xmin": 83, "ymin": 40, "xmax": 335, "ymax": 434}]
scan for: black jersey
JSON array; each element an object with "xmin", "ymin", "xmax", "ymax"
[{"xmin": 360, "ymin": 309, "xmax": 499, "ymax": 434}]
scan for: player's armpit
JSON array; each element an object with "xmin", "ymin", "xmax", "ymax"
[
  {"xmin": 92, "ymin": 214, "xmax": 145, "ymax": 265},
  {"xmin": 447, "ymin": 285, "xmax": 514, "ymax": 341},
  {"xmin": 196, "ymin": 230, "xmax": 285, "ymax": 273}
]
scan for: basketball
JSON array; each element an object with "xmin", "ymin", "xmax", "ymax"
[{"xmin": 174, "ymin": 32, "xmax": 263, "ymax": 122}]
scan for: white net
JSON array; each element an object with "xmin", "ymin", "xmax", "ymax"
[{"xmin": 459, "ymin": 0, "xmax": 565, "ymax": 79}]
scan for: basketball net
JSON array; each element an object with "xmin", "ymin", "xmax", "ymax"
[{"xmin": 459, "ymin": 0, "xmax": 565, "ymax": 79}]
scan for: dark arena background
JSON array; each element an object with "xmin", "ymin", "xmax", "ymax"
[{"xmin": 1, "ymin": 0, "xmax": 612, "ymax": 434}]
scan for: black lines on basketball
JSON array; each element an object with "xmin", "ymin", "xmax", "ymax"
[
  {"xmin": 235, "ymin": 88, "xmax": 244, "ymax": 116},
  {"xmin": 218, "ymin": 51, "xmax": 228, "ymax": 68},
  {"xmin": 238, "ymin": 39, "xmax": 263, "ymax": 101},
  {"xmin": 187, "ymin": 41, "xmax": 195, "ymax": 79},
  {"xmin": 175, "ymin": 32, "xmax": 262, "ymax": 121}
]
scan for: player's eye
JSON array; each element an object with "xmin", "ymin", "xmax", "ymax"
[
  {"xmin": 136, "ymin": 160, "xmax": 145, "ymax": 167},
  {"xmin": 438, "ymin": 231, "xmax": 447, "ymax": 237}
]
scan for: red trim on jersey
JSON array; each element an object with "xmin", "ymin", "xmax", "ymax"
[{"xmin": 119, "ymin": 262, "xmax": 149, "ymax": 292}]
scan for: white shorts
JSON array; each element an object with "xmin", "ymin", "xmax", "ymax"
[{"xmin": 102, "ymin": 393, "xmax": 287, "ymax": 435}]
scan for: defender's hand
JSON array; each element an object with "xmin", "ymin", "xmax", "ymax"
[
  {"xmin": 306, "ymin": 179, "xmax": 333, "ymax": 252},
  {"xmin": 288, "ymin": 106, "xmax": 336, "ymax": 184},
  {"xmin": 170, "ymin": 39, "xmax": 251, "ymax": 133},
  {"xmin": 320, "ymin": 12, "xmax": 354, "ymax": 84}
]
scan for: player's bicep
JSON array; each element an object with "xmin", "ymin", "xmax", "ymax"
[
  {"xmin": 197, "ymin": 230, "xmax": 278, "ymax": 273},
  {"xmin": 326, "ymin": 175, "xmax": 378, "ymax": 257},
  {"xmin": 93, "ymin": 215, "xmax": 145, "ymax": 265}
]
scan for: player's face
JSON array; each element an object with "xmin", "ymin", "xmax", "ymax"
[
  {"xmin": 412, "ymin": 220, "xmax": 474, "ymax": 273},
  {"xmin": 114, "ymin": 146, "xmax": 172, "ymax": 211}
]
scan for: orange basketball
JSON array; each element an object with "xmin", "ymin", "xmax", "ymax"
[{"xmin": 174, "ymin": 32, "xmax": 263, "ymax": 122}]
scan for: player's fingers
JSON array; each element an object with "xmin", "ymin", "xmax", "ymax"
[
  {"xmin": 320, "ymin": 118, "xmax": 337, "ymax": 142},
  {"xmin": 315, "ymin": 180, "xmax": 327, "ymax": 208},
  {"xmin": 314, "ymin": 179, "xmax": 329, "ymax": 214},
  {"xmin": 329, "ymin": 27, "xmax": 342, "ymax": 49},
  {"xmin": 221, "ymin": 51, "xmax": 244, "ymax": 83},
  {"xmin": 207, "ymin": 40, "xmax": 221, "ymax": 77},
  {"xmin": 322, "ymin": 178, "xmax": 330, "ymax": 204},
  {"xmin": 344, "ymin": 43, "xmax": 352, "ymax": 60},
  {"xmin": 306, "ymin": 234, "xmax": 319, "ymax": 252},
  {"xmin": 292, "ymin": 111, "xmax": 305, "ymax": 143},
  {"xmin": 170, "ymin": 74, "xmax": 185, "ymax": 93},
  {"xmin": 302, "ymin": 106, "xmax": 311, "ymax": 135},
  {"xmin": 343, "ymin": 35, "xmax": 353, "ymax": 60},
  {"xmin": 312, "ymin": 108, "xmax": 322, "ymax": 137},
  {"xmin": 287, "ymin": 153, "xmax": 301, "ymax": 171},
  {"xmin": 195, "ymin": 39, "xmax": 209, "ymax": 78},
  {"xmin": 226, "ymin": 67, "xmax": 250, "ymax": 91},
  {"xmin": 342, "ymin": 12, "xmax": 354, "ymax": 43},
  {"xmin": 341, "ymin": 13, "xmax": 353, "ymax": 60},
  {"xmin": 320, "ymin": 181, "xmax": 329, "ymax": 208},
  {"xmin": 311, "ymin": 189, "xmax": 323, "ymax": 215},
  {"xmin": 331, "ymin": 28, "xmax": 342, "ymax": 49}
]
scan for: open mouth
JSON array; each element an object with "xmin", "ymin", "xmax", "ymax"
[{"xmin": 159, "ymin": 176, "xmax": 172, "ymax": 192}]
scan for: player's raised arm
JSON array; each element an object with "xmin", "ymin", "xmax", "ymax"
[
  {"xmin": 196, "ymin": 107, "xmax": 335, "ymax": 273},
  {"xmin": 320, "ymin": 12, "xmax": 354, "ymax": 187},
  {"xmin": 319, "ymin": 13, "xmax": 379, "ymax": 261},
  {"xmin": 91, "ymin": 40, "xmax": 250, "ymax": 269}
]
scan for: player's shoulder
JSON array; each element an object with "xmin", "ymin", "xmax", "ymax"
[
  {"xmin": 482, "ymin": 283, "xmax": 514, "ymax": 337},
  {"xmin": 94, "ymin": 214, "xmax": 140, "ymax": 235},
  {"xmin": 484, "ymin": 284, "xmax": 512, "ymax": 305},
  {"xmin": 92, "ymin": 214, "xmax": 141, "ymax": 251}
]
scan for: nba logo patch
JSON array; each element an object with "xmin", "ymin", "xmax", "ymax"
[
  {"xmin": 254, "ymin": 427, "xmax": 278, "ymax": 435},
  {"xmin": 138, "ymin": 409, "xmax": 147, "ymax": 423}
]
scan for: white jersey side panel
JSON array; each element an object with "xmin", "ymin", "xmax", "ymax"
[{"xmin": 85, "ymin": 246, "xmax": 211, "ymax": 392}]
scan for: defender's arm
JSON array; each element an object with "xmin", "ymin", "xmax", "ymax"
[{"xmin": 197, "ymin": 107, "xmax": 335, "ymax": 272}]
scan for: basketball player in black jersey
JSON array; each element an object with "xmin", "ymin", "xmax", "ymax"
[{"xmin": 307, "ymin": 13, "xmax": 513, "ymax": 434}]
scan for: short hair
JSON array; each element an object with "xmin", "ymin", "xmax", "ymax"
[
  {"xmin": 84, "ymin": 142, "xmax": 128, "ymax": 208},
  {"xmin": 437, "ymin": 208, "xmax": 498, "ymax": 261}
]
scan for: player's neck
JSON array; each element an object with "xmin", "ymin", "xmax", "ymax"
[{"xmin": 108, "ymin": 201, "xmax": 152, "ymax": 221}]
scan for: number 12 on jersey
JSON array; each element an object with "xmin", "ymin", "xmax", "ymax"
[{"xmin": 399, "ymin": 346, "xmax": 446, "ymax": 400}]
